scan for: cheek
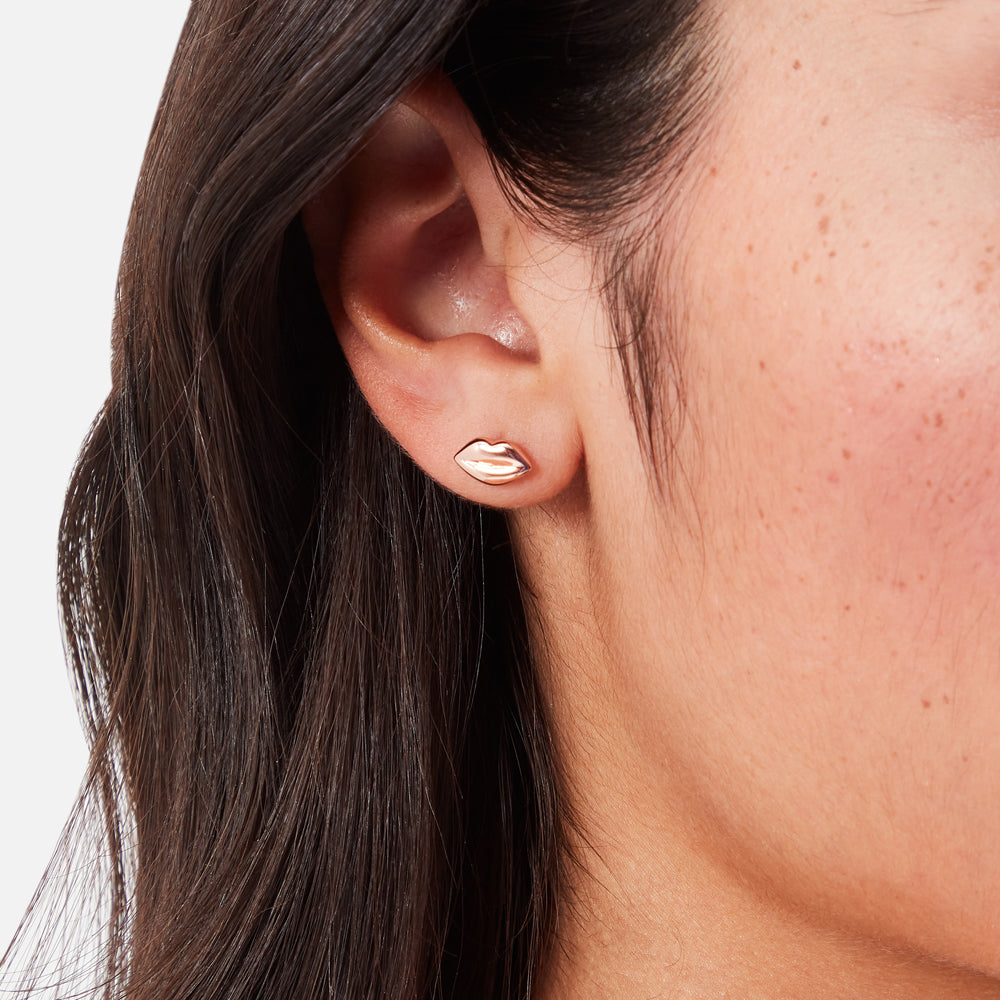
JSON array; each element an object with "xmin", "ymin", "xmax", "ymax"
[
  {"xmin": 684, "ymin": 305, "xmax": 1000, "ymax": 754},
  {"xmin": 664, "ymin": 344, "xmax": 1000, "ymax": 965},
  {"xmin": 651, "ymin": 0, "xmax": 1000, "ymax": 962},
  {"xmin": 693, "ymin": 157, "xmax": 1000, "ymax": 610},
  {"xmin": 792, "ymin": 346, "xmax": 1000, "ymax": 598}
]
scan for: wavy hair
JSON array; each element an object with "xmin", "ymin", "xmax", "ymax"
[{"xmin": 2, "ymin": 1, "xmax": 716, "ymax": 996}]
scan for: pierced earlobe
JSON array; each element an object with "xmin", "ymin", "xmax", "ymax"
[{"xmin": 454, "ymin": 440, "xmax": 532, "ymax": 485}]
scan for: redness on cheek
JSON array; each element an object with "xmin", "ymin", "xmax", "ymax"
[{"xmin": 823, "ymin": 352, "xmax": 1000, "ymax": 585}]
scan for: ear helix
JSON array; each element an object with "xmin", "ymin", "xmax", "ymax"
[{"xmin": 454, "ymin": 440, "xmax": 532, "ymax": 485}]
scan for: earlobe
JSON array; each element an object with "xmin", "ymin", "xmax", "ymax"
[{"xmin": 300, "ymin": 76, "xmax": 583, "ymax": 507}]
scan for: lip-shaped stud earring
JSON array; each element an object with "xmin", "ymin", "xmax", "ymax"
[{"xmin": 454, "ymin": 439, "xmax": 532, "ymax": 485}]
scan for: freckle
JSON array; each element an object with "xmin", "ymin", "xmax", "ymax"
[
  {"xmin": 926, "ymin": 480, "xmax": 933, "ymax": 488},
  {"xmin": 827, "ymin": 471, "xmax": 840, "ymax": 484},
  {"xmin": 963, "ymin": 755, "xmax": 969, "ymax": 763},
  {"xmin": 821, "ymin": 115, "xmax": 829, "ymax": 126},
  {"xmin": 861, "ymin": 240, "xmax": 871, "ymax": 249},
  {"xmin": 747, "ymin": 243, "xmax": 754, "ymax": 254},
  {"xmin": 928, "ymin": 219, "xmax": 939, "ymax": 227},
  {"xmin": 934, "ymin": 411, "xmax": 944, "ymax": 428},
  {"xmin": 937, "ymin": 280, "xmax": 945, "ymax": 289},
  {"xmin": 798, "ymin": 575, "xmax": 806, "ymax": 584},
  {"xmin": 943, "ymin": 694, "xmax": 950, "ymax": 705},
  {"xmin": 710, "ymin": 166, "xmax": 718, "ymax": 177},
  {"xmin": 815, "ymin": 193, "xmax": 826, "ymax": 206},
  {"xmin": 792, "ymin": 260, "xmax": 799, "ymax": 274},
  {"xmin": 818, "ymin": 216, "xmax": 831, "ymax": 235},
  {"xmin": 793, "ymin": 59, "xmax": 802, "ymax": 70},
  {"xmin": 828, "ymin": 250, "xmax": 836, "ymax": 258},
  {"xmin": 958, "ymin": 387, "xmax": 966, "ymax": 399},
  {"xmin": 895, "ymin": 381, "xmax": 905, "ymax": 391},
  {"xmin": 915, "ymin": 432, "xmax": 923, "ymax": 442},
  {"xmin": 975, "ymin": 281, "xmax": 988, "ymax": 294},
  {"xmin": 842, "ymin": 448, "xmax": 852, "ymax": 460},
  {"xmin": 918, "ymin": 573, "xmax": 925, "ymax": 581},
  {"xmin": 759, "ymin": 360, "xmax": 766, "ymax": 371},
  {"xmin": 803, "ymin": 251, "xmax": 811, "ymax": 262},
  {"xmin": 922, "ymin": 699, "xmax": 932, "ymax": 709},
  {"xmin": 922, "ymin": 412, "xmax": 930, "ymax": 425},
  {"xmin": 895, "ymin": 580, "xmax": 907, "ymax": 590},
  {"xmin": 844, "ymin": 605, "xmax": 852, "ymax": 612},
  {"xmin": 758, "ymin": 507, "xmax": 765, "ymax": 519},
  {"xmin": 814, "ymin": 275, "xmax": 823, "ymax": 284}
]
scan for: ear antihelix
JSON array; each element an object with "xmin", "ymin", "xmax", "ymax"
[{"xmin": 454, "ymin": 439, "xmax": 532, "ymax": 485}]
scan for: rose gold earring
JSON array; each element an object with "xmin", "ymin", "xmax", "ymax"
[{"xmin": 454, "ymin": 440, "xmax": 531, "ymax": 485}]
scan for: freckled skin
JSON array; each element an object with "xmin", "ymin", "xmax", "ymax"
[{"xmin": 580, "ymin": 0, "xmax": 1000, "ymax": 982}]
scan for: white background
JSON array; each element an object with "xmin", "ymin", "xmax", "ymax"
[{"xmin": 0, "ymin": 3, "xmax": 191, "ymax": 951}]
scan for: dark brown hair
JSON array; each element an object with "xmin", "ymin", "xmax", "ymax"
[{"xmin": 2, "ymin": 1, "xmax": 715, "ymax": 997}]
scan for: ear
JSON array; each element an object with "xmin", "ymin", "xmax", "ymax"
[{"xmin": 300, "ymin": 74, "xmax": 583, "ymax": 507}]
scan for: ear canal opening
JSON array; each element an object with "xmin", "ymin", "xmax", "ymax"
[{"xmin": 404, "ymin": 193, "xmax": 537, "ymax": 357}]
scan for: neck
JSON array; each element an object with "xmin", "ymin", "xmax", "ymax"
[{"xmin": 535, "ymin": 805, "xmax": 1000, "ymax": 1000}]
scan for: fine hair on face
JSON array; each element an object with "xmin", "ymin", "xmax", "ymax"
[{"xmin": 0, "ymin": 1, "xmax": 717, "ymax": 997}]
